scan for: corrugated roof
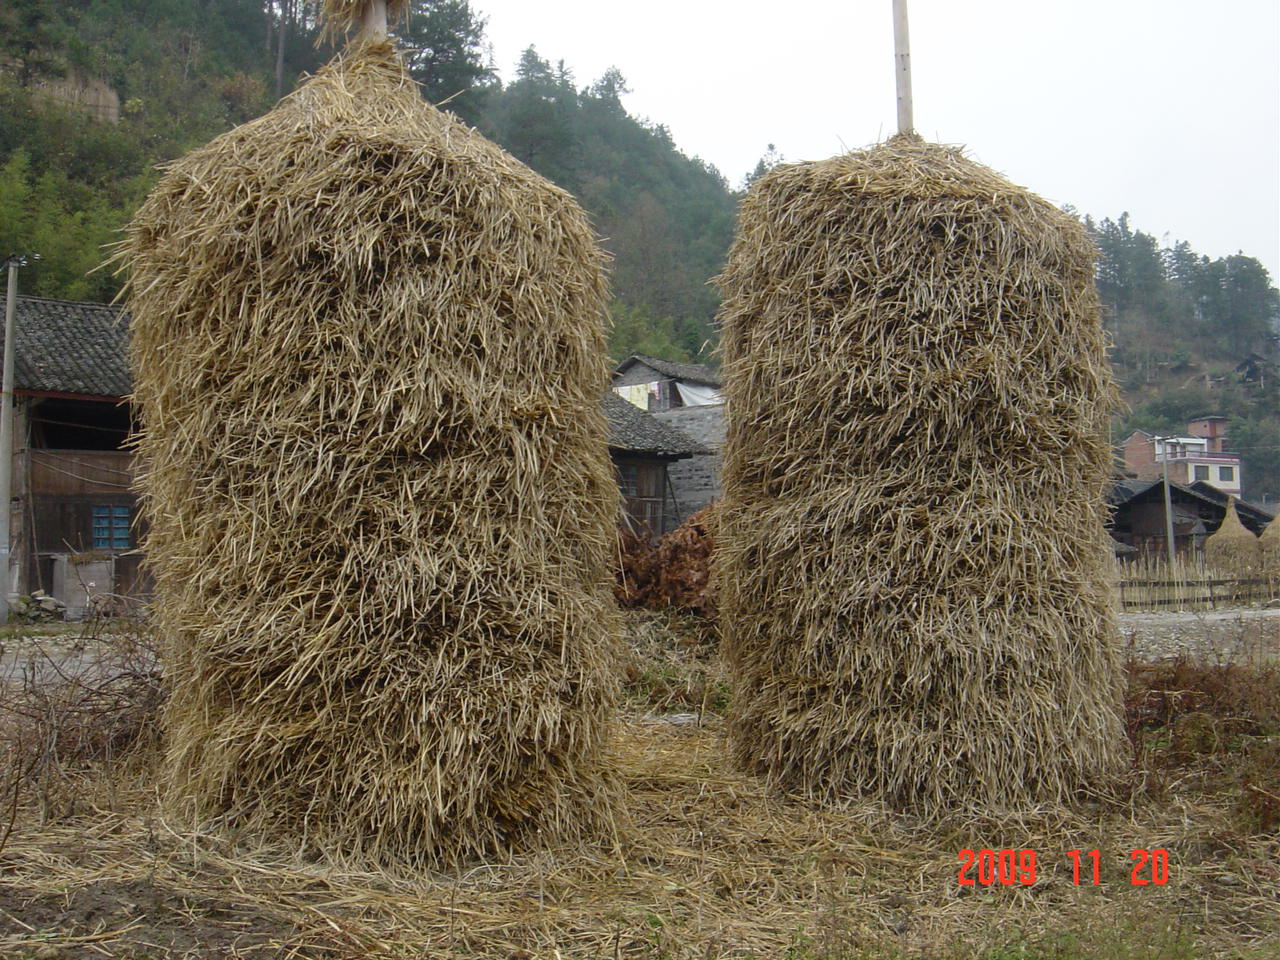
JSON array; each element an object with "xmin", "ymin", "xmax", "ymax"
[
  {"xmin": 614, "ymin": 353, "xmax": 722, "ymax": 388},
  {"xmin": 602, "ymin": 392, "xmax": 706, "ymax": 458},
  {"xmin": 7, "ymin": 296, "xmax": 130, "ymax": 398}
]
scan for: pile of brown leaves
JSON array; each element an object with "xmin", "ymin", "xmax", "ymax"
[{"xmin": 616, "ymin": 507, "xmax": 717, "ymax": 617}]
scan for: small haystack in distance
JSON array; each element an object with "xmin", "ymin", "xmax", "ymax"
[
  {"xmin": 123, "ymin": 4, "xmax": 620, "ymax": 864},
  {"xmin": 715, "ymin": 134, "xmax": 1125, "ymax": 813},
  {"xmin": 1204, "ymin": 497, "xmax": 1261, "ymax": 574},
  {"xmin": 1260, "ymin": 515, "xmax": 1280, "ymax": 580}
]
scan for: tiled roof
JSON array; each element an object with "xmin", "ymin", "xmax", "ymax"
[
  {"xmin": 603, "ymin": 392, "xmax": 706, "ymax": 458},
  {"xmin": 614, "ymin": 353, "xmax": 722, "ymax": 388},
  {"xmin": 1189, "ymin": 480, "xmax": 1276, "ymax": 521},
  {"xmin": 1109, "ymin": 477, "xmax": 1275, "ymax": 525},
  {"xmin": 1107, "ymin": 478, "xmax": 1157, "ymax": 505},
  {"xmin": 7, "ymin": 296, "xmax": 130, "ymax": 398},
  {"xmin": 7, "ymin": 297, "xmax": 710, "ymax": 460}
]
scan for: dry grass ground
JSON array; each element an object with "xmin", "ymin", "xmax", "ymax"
[{"xmin": 0, "ymin": 610, "xmax": 1276, "ymax": 959}]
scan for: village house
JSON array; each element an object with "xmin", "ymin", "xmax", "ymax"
[
  {"xmin": 1108, "ymin": 476, "xmax": 1274, "ymax": 558},
  {"xmin": 2, "ymin": 298, "xmax": 705, "ymax": 611},
  {"xmin": 611, "ymin": 354, "xmax": 723, "ymax": 412},
  {"xmin": 601, "ymin": 392, "xmax": 705, "ymax": 540},
  {"xmin": 1, "ymin": 297, "xmax": 141, "ymax": 615},
  {"xmin": 1120, "ymin": 416, "xmax": 1243, "ymax": 496},
  {"xmin": 611, "ymin": 354, "xmax": 725, "ymax": 519}
]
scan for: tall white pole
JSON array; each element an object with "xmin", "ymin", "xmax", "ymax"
[
  {"xmin": 361, "ymin": 0, "xmax": 388, "ymax": 40},
  {"xmin": 1158, "ymin": 438, "xmax": 1177, "ymax": 568},
  {"xmin": 1, "ymin": 259, "xmax": 20, "ymax": 602},
  {"xmin": 893, "ymin": 0, "xmax": 914, "ymax": 134}
]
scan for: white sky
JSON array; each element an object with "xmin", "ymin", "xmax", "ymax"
[{"xmin": 472, "ymin": 0, "xmax": 1280, "ymax": 283}]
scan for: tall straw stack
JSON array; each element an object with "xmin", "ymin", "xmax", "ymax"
[
  {"xmin": 123, "ymin": 9, "xmax": 620, "ymax": 864},
  {"xmin": 1204, "ymin": 497, "xmax": 1261, "ymax": 575},
  {"xmin": 715, "ymin": 135, "xmax": 1125, "ymax": 813},
  {"xmin": 1259, "ymin": 516, "xmax": 1280, "ymax": 591}
]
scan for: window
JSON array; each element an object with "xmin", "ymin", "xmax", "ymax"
[
  {"xmin": 1218, "ymin": 466, "xmax": 1234, "ymax": 482},
  {"xmin": 616, "ymin": 464, "xmax": 639, "ymax": 498},
  {"xmin": 1193, "ymin": 465, "xmax": 1209, "ymax": 481},
  {"xmin": 91, "ymin": 505, "xmax": 132, "ymax": 550}
]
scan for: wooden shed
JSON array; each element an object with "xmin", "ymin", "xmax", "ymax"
[
  {"xmin": 602, "ymin": 392, "xmax": 705, "ymax": 540},
  {"xmin": 3, "ymin": 296, "xmax": 145, "ymax": 613}
]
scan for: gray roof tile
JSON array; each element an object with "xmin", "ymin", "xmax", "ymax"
[
  {"xmin": 614, "ymin": 353, "xmax": 722, "ymax": 388},
  {"xmin": 8, "ymin": 296, "xmax": 130, "ymax": 398},
  {"xmin": 603, "ymin": 392, "xmax": 706, "ymax": 457}
]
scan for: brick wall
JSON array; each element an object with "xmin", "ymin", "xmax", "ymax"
[
  {"xmin": 1122, "ymin": 431, "xmax": 1158, "ymax": 479},
  {"xmin": 654, "ymin": 405, "xmax": 725, "ymax": 527}
]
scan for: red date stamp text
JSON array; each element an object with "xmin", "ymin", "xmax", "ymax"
[{"xmin": 956, "ymin": 848, "xmax": 1169, "ymax": 886}]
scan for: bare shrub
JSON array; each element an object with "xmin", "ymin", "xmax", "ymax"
[{"xmin": 0, "ymin": 616, "xmax": 163, "ymax": 836}]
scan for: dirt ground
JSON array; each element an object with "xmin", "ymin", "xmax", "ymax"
[
  {"xmin": 1118, "ymin": 607, "xmax": 1280, "ymax": 662},
  {"xmin": 5, "ymin": 607, "xmax": 1275, "ymax": 682},
  {"xmin": 0, "ymin": 610, "xmax": 1275, "ymax": 959}
]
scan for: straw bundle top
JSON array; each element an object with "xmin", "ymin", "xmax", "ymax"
[{"xmin": 318, "ymin": 0, "xmax": 409, "ymax": 43}]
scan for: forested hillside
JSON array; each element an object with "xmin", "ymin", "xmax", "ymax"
[
  {"xmin": 1090, "ymin": 214, "xmax": 1279, "ymax": 501},
  {"xmin": 0, "ymin": 0, "xmax": 734, "ymax": 361},
  {"xmin": 1, "ymin": 1, "xmax": 1276, "ymax": 495}
]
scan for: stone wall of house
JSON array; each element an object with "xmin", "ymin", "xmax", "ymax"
[{"xmin": 654, "ymin": 405, "xmax": 725, "ymax": 527}]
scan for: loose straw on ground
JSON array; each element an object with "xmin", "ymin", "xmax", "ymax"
[
  {"xmin": 122, "ymin": 0, "xmax": 621, "ymax": 865},
  {"xmin": 715, "ymin": 135, "xmax": 1126, "ymax": 814}
]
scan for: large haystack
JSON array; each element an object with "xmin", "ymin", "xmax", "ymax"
[
  {"xmin": 1204, "ymin": 497, "xmax": 1261, "ymax": 575},
  {"xmin": 715, "ymin": 135, "xmax": 1125, "ymax": 813},
  {"xmin": 124, "ymin": 29, "xmax": 620, "ymax": 864}
]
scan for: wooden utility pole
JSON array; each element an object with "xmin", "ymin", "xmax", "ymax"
[{"xmin": 893, "ymin": 0, "xmax": 914, "ymax": 134}]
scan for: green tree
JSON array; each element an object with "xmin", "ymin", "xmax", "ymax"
[
  {"xmin": 0, "ymin": 150, "xmax": 34, "ymax": 247},
  {"xmin": 587, "ymin": 66, "xmax": 628, "ymax": 113},
  {"xmin": 1228, "ymin": 416, "xmax": 1280, "ymax": 503},
  {"xmin": 607, "ymin": 303, "xmax": 689, "ymax": 364},
  {"xmin": 0, "ymin": 0, "xmax": 68, "ymax": 83},
  {"xmin": 742, "ymin": 143, "xmax": 782, "ymax": 191},
  {"xmin": 1088, "ymin": 212, "xmax": 1167, "ymax": 317},
  {"xmin": 486, "ymin": 47, "xmax": 578, "ymax": 183},
  {"xmin": 0, "ymin": 149, "xmax": 129, "ymax": 302},
  {"xmin": 1212, "ymin": 255, "xmax": 1280, "ymax": 356},
  {"xmin": 399, "ymin": 0, "xmax": 493, "ymax": 118}
]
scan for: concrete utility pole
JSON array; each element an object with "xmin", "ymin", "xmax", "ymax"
[
  {"xmin": 893, "ymin": 0, "xmax": 914, "ymax": 134},
  {"xmin": 1156, "ymin": 436, "xmax": 1177, "ymax": 568},
  {"xmin": 1, "ymin": 254, "xmax": 39, "ymax": 602}
]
